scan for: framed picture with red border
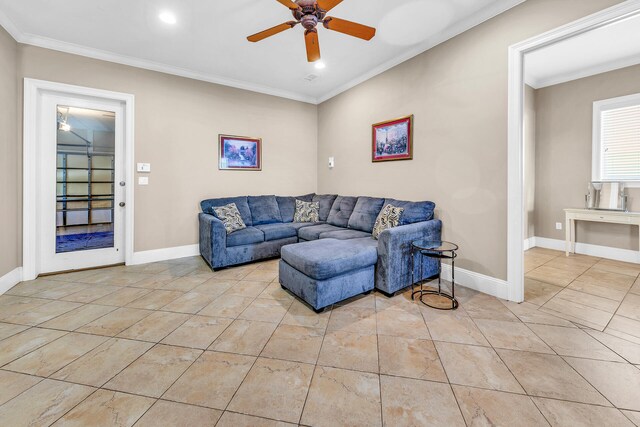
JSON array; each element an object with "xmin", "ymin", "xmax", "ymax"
[
  {"xmin": 218, "ymin": 134, "xmax": 262, "ymax": 171},
  {"xmin": 372, "ymin": 115, "xmax": 413, "ymax": 162}
]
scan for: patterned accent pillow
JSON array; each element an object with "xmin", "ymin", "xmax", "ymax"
[
  {"xmin": 372, "ymin": 204, "xmax": 405, "ymax": 239},
  {"xmin": 212, "ymin": 203, "xmax": 247, "ymax": 234},
  {"xmin": 293, "ymin": 200, "xmax": 320, "ymax": 223}
]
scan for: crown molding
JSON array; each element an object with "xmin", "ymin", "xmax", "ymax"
[
  {"xmin": 1, "ymin": 0, "xmax": 525, "ymax": 105},
  {"xmin": 18, "ymin": 33, "xmax": 319, "ymax": 104},
  {"xmin": 527, "ymin": 53, "xmax": 640, "ymax": 89},
  {"xmin": 0, "ymin": 8, "xmax": 21, "ymax": 41}
]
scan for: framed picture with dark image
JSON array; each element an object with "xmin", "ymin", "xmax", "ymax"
[
  {"xmin": 219, "ymin": 134, "xmax": 262, "ymax": 171},
  {"xmin": 372, "ymin": 115, "xmax": 413, "ymax": 162}
]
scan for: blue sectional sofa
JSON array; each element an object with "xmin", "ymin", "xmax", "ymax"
[{"xmin": 199, "ymin": 194, "xmax": 442, "ymax": 304}]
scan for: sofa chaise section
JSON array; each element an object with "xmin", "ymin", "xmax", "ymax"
[{"xmin": 280, "ymin": 238, "xmax": 378, "ymax": 312}]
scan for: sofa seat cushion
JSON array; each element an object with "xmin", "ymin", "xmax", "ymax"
[
  {"xmin": 383, "ymin": 198, "xmax": 435, "ymax": 225},
  {"xmin": 226, "ymin": 227, "xmax": 265, "ymax": 247},
  {"xmin": 319, "ymin": 229, "xmax": 372, "ymax": 240},
  {"xmin": 248, "ymin": 195, "xmax": 282, "ymax": 225},
  {"xmin": 201, "ymin": 196, "xmax": 252, "ymax": 226},
  {"xmin": 276, "ymin": 194, "xmax": 315, "ymax": 223},
  {"xmin": 289, "ymin": 222, "xmax": 324, "ymax": 230},
  {"xmin": 281, "ymin": 238, "xmax": 378, "ymax": 280},
  {"xmin": 298, "ymin": 224, "xmax": 345, "ymax": 241},
  {"xmin": 327, "ymin": 196, "xmax": 358, "ymax": 228},
  {"xmin": 254, "ymin": 223, "xmax": 298, "ymax": 241}
]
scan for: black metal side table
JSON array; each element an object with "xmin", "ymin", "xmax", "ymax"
[{"xmin": 410, "ymin": 240, "xmax": 459, "ymax": 310}]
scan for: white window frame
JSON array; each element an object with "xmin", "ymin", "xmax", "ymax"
[{"xmin": 592, "ymin": 92, "xmax": 640, "ymax": 188}]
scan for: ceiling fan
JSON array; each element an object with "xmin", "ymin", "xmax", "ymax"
[{"xmin": 247, "ymin": 0, "xmax": 376, "ymax": 62}]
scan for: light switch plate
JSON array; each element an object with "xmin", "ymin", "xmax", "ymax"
[
  {"xmin": 138, "ymin": 177, "xmax": 149, "ymax": 185},
  {"xmin": 137, "ymin": 163, "xmax": 151, "ymax": 173},
  {"xmin": 328, "ymin": 157, "xmax": 335, "ymax": 168},
  {"xmin": 556, "ymin": 222, "xmax": 562, "ymax": 230}
]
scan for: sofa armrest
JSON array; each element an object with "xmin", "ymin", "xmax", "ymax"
[
  {"xmin": 375, "ymin": 219, "xmax": 443, "ymax": 294},
  {"xmin": 199, "ymin": 213, "xmax": 227, "ymax": 268}
]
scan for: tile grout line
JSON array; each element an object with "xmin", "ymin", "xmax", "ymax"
[
  {"xmin": 210, "ymin": 270, "xmax": 297, "ymax": 424},
  {"xmin": 3, "ymin": 255, "xmax": 638, "ymax": 424}
]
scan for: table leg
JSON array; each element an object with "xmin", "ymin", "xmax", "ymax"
[
  {"xmin": 438, "ymin": 258, "xmax": 442, "ymax": 294},
  {"xmin": 451, "ymin": 255, "xmax": 455, "ymax": 309},
  {"xmin": 410, "ymin": 247, "xmax": 415, "ymax": 299},
  {"xmin": 571, "ymin": 219, "xmax": 576, "ymax": 254}
]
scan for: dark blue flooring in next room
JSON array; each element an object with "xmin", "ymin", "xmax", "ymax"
[{"xmin": 56, "ymin": 232, "xmax": 114, "ymax": 253}]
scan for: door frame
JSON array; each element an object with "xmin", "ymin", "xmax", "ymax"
[
  {"xmin": 23, "ymin": 79, "xmax": 135, "ymax": 281},
  {"xmin": 506, "ymin": 0, "xmax": 640, "ymax": 302}
]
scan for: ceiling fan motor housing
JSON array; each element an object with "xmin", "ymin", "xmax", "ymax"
[{"xmin": 293, "ymin": 0, "xmax": 327, "ymax": 30}]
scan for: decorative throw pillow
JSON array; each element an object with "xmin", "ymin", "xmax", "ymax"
[
  {"xmin": 372, "ymin": 204, "xmax": 404, "ymax": 239},
  {"xmin": 212, "ymin": 203, "xmax": 247, "ymax": 234},
  {"xmin": 293, "ymin": 200, "xmax": 320, "ymax": 223}
]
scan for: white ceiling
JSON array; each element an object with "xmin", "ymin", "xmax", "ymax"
[
  {"xmin": 525, "ymin": 13, "xmax": 640, "ymax": 89},
  {"xmin": 0, "ymin": 0, "xmax": 523, "ymax": 104},
  {"xmin": 58, "ymin": 106, "xmax": 116, "ymax": 133}
]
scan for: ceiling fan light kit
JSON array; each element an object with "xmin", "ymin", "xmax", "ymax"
[{"xmin": 247, "ymin": 0, "xmax": 376, "ymax": 62}]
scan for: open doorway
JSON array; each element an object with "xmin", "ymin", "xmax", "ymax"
[{"xmin": 509, "ymin": 4, "xmax": 640, "ymax": 334}]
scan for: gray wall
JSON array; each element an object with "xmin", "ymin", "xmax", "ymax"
[
  {"xmin": 0, "ymin": 26, "xmax": 19, "ymax": 278},
  {"xmin": 16, "ymin": 45, "xmax": 318, "ymax": 253},
  {"xmin": 534, "ymin": 63, "xmax": 640, "ymax": 250},
  {"xmin": 317, "ymin": 0, "xmax": 622, "ymax": 280}
]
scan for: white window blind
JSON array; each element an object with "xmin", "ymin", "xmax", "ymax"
[{"xmin": 594, "ymin": 95, "xmax": 640, "ymax": 184}]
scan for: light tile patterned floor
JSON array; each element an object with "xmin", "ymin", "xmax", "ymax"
[
  {"xmin": 0, "ymin": 255, "xmax": 638, "ymax": 426},
  {"xmin": 525, "ymin": 248, "xmax": 640, "ymax": 338}
]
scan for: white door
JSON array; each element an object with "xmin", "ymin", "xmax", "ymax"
[{"xmin": 38, "ymin": 93, "xmax": 126, "ymax": 273}]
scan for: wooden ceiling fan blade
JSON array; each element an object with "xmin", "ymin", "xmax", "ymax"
[
  {"xmin": 305, "ymin": 30, "xmax": 321, "ymax": 62},
  {"xmin": 247, "ymin": 21, "xmax": 298, "ymax": 42},
  {"xmin": 316, "ymin": 0, "xmax": 343, "ymax": 12},
  {"xmin": 323, "ymin": 17, "xmax": 376, "ymax": 40},
  {"xmin": 276, "ymin": 0, "xmax": 300, "ymax": 9}
]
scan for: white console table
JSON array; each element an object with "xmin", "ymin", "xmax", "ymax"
[{"xmin": 564, "ymin": 208, "xmax": 640, "ymax": 256}]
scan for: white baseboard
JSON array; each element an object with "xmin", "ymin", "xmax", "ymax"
[
  {"xmin": 129, "ymin": 244, "xmax": 200, "ymax": 266},
  {"xmin": 531, "ymin": 236, "xmax": 640, "ymax": 264},
  {"xmin": 441, "ymin": 264, "xmax": 509, "ymax": 300},
  {"xmin": 129, "ymin": 244, "xmax": 511, "ymax": 300},
  {"xmin": 0, "ymin": 267, "xmax": 23, "ymax": 295},
  {"xmin": 523, "ymin": 237, "xmax": 533, "ymax": 251},
  {"xmin": 6, "ymin": 243, "xmax": 510, "ymax": 301}
]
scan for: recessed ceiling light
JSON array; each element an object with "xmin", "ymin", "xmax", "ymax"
[
  {"xmin": 159, "ymin": 11, "xmax": 177, "ymax": 25},
  {"xmin": 314, "ymin": 61, "xmax": 326, "ymax": 70}
]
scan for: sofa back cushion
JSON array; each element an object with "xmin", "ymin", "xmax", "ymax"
[
  {"xmin": 383, "ymin": 198, "xmax": 435, "ymax": 224},
  {"xmin": 201, "ymin": 196, "xmax": 252, "ymax": 226},
  {"xmin": 276, "ymin": 193, "xmax": 315, "ymax": 223},
  {"xmin": 248, "ymin": 195, "xmax": 283, "ymax": 225},
  {"xmin": 347, "ymin": 197, "xmax": 385, "ymax": 233},
  {"xmin": 326, "ymin": 196, "xmax": 358, "ymax": 228},
  {"xmin": 312, "ymin": 194, "xmax": 338, "ymax": 222}
]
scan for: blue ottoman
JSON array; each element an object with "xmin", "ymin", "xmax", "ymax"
[{"xmin": 279, "ymin": 238, "xmax": 378, "ymax": 312}]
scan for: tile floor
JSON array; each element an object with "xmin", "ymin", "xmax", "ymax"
[
  {"xmin": 0, "ymin": 255, "xmax": 638, "ymax": 426},
  {"xmin": 525, "ymin": 247, "xmax": 640, "ymax": 337}
]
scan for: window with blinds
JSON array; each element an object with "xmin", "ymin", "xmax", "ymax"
[{"xmin": 593, "ymin": 94, "xmax": 640, "ymax": 184}]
